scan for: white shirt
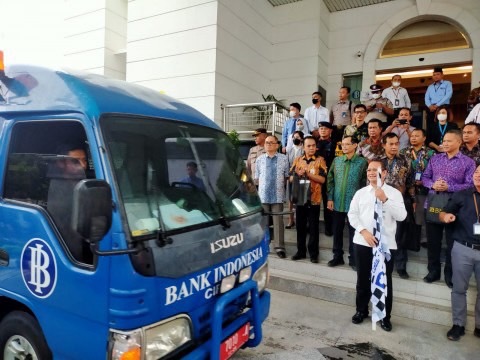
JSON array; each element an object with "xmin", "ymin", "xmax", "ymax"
[
  {"xmin": 465, "ymin": 103, "xmax": 480, "ymax": 124},
  {"xmin": 382, "ymin": 86, "xmax": 411, "ymax": 109},
  {"xmin": 392, "ymin": 125, "xmax": 415, "ymax": 150},
  {"xmin": 347, "ymin": 183, "xmax": 406, "ymax": 249},
  {"xmin": 304, "ymin": 105, "xmax": 329, "ymax": 131}
]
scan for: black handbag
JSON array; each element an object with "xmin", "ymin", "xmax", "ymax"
[
  {"xmin": 426, "ymin": 192, "xmax": 451, "ymax": 224},
  {"xmin": 290, "ymin": 173, "xmax": 310, "ymax": 205}
]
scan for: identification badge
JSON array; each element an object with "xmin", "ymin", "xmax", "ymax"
[
  {"xmin": 342, "ymin": 111, "xmax": 346, "ymax": 118},
  {"xmin": 415, "ymin": 172, "xmax": 422, "ymax": 181},
  {"xmin": 395, "ymin": 99, "xmax": 399, "ymax": 107},
  {"xmin": 474, "ymin": 223, "xmax": 480, "ymax": 235},
  {"xmin": 310, "ymin": 168, "xmax": 315, "ymax": 174}
]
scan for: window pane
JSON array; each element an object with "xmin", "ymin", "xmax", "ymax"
[
  {"xmin": 101, "ymin": 116, "xmax": 261, "ymax": 237},
  {"xmin": 381, "ymin": 21, "xmax": 469, "ymax": 58},
  {"xmin": 4, "ymin": 121, "xmax": 93, "ymax": 264}
]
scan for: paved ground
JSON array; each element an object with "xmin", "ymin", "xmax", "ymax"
[{"xmin": 234, "ymin": 289, "xmax": 478, "ymax": 360}]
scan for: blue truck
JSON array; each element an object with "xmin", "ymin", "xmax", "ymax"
[{"xmin": 0, "ymin": 62, "xmax": 270, "ymax": 359}]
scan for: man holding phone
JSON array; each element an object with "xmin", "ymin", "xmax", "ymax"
[{"xmin": 383, "ymin": 107, "xmax": 416, "ymax": 150}]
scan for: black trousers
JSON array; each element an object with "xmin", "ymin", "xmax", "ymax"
[
  {"xmin": 394, "ymin": 220, "xmax": 408, "ymax": 271},
  {"xmin": 394, "ymin": 196, "xmax": 412, "ymax": 271},
  {"xmin": 321, "ymin": 185, "xmax": 333, "ymax": 233},
  {"xmin": 296, "ymin": 203, "xmax": 320, "ymax": 259},
  {"xmin": 331, "ymin": 210, "xmax": 355, "ymax": 264},
  {"xmin": 425, "ymin": 221, "xmax": 454, "ymax": 274},
  {"xmin": 354, "ymin": 244, "xmax": 395, "ymax": 320}
]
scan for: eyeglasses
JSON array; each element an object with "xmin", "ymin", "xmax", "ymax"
[
  {"xmin": 265, "ymin": 141, "xmax": 278, "ymax": 145},
  {"xmin": 354, "ymin": 111, "xmax": 366, "ymax": 114}
]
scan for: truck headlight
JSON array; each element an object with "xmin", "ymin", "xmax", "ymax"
[
  {"xmin": 109, "ymin": 316, "xmax": 192, "ymax": 360},
  {"xmin": 252, "ymin": 262, "xmax": 269, "ymax": 293},
  {"xmin": 145, "ymin": 317, "xmax": 192, "ymax": 359}
]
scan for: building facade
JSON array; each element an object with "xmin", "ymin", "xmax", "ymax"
[{"xmin": 63, "ymin": 0, "xmax": 480, "ymax": 124}]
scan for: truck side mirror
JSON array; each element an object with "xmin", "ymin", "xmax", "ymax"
[{"xmin": 72, "ymin": 179, "xmax": 112, "ymax": 244}]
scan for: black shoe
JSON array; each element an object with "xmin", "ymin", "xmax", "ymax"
[
  {"xmin": 310, "ymin": 257, "xmax": 319, "ymax": 263},
  {"xmin": 474, "ymin": 328, "xmax": 480, "ymax": 338},
  {"xmin": 276, "ymin": 250, "xmax": 286, "ymax": 259},
  {"xmin": 328, "ymin": 258, "xmax": 345, "ymax": 267},
  {"xmin": 325, "ymin": 230, "xmax": 333, "ymax": 236},
  {"xmin": 447, "ymin": 325, "xmax": 465, "ymax": 341},
  {"xmin": 423, "ymin": 271, "xmax": 441, "ymax": 283},
  {"xmin": 420, "ymin": 242, "xmax": 428, "ymax": 249},
  {"xmin": 380, "ymin": 319, "xmax": 392, "ymax": 332},
  {"xmin": 352, "ymin": 312, "xmax": 368, "ymax": 324},
  {"xmin": 291, "ymin": 253, "xmax": 306, "ymax": 261},
  {"xmin": 397, "ymin": 269, "xmax": 409, "ymax": 279},
  {"xmin": 285, "ymin": 222, "xmax": 295, "ymax": 229},
  {"xmin": 444, "ymin": 269, "xmax": 453, "ymax": 288}
]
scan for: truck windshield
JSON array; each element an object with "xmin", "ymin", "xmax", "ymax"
[{"xmin": 101, "ymin": 116, "xmax": 261, "ymax": 238}]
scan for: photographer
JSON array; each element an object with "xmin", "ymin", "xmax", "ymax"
[{"xmin": 382, "ymin": 107, "xmax": 415, "ymax": 150}]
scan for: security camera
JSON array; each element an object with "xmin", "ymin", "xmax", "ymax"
[{"xmin": 356, "ymin": 51, "xmax": 363, "ymax": 58}]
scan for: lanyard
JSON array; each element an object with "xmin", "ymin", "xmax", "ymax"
[
  {"xmin": 392, "ymin": 88, "xmax": 400, "ymax": 100},
  {"xmin": 387, "ymin": 158, "xmax": 396, "ymax": 174},
  {"xmin": 474, "ymin": 193, "xmax": 480, "ymax": 223},
  {"xmin": 438, "ymin": 122, "xmax": 447, "ymax": 142},
  {"xmin": 412, "ymin": 149, "xmax": 425, "ymax": 172},
  {"xmin": 434, "ymin": 81, "xmax": 443, "ymax": 92}
]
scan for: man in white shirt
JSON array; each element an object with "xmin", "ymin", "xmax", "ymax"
[
  {"xmin": 465, "ymin": 102, "xmax": 480, "ymax": 124},
  {"xmin": 382, "ymin": 74, "xmax": 411, "ymax": 120},
  {"xmin": 304, "ymin": 91, "xmax": 329, "ymax": 133},
  {"xmin": 382, "ymin": 107, "xmax": 416, "ymax": 150},
  {"xmin": 348, "ymin": 160, "xmax": 407, "ymax": 332}
]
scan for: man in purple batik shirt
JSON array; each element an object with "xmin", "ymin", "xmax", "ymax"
[{"xmin": 421, "ymin": 129, "xmax": 476, "ymax": 287}]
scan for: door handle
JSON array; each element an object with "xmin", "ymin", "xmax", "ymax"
[{"xmin": 0, "ymin": 249, "xmax": 9, "ymax": 266}]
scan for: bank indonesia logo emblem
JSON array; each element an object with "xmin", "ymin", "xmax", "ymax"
[{"xmin": 21, "ymin": 238, "xmax": 57, "ymax": 299}]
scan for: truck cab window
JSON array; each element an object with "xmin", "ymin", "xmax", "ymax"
[
  {"xmin": 101, "ymin": 116, "xmax": 261, "ymax": 238},
  {"xmin": 3, "ymin": 121, "xmax": 94, "ymax": 264}
]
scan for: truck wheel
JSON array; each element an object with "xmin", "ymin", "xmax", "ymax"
[{"xmin": 0, "ymin": 311, "xmax": 52, "ymax": 360}]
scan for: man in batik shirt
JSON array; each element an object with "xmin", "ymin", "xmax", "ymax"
[{"xmin": 380, "ymin": 133, "xmax": 413, "ymax": 279}]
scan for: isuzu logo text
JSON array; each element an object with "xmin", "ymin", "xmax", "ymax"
[{"xmin": 210, "ymin": 233, "xmax": 244, "ymax": 254}]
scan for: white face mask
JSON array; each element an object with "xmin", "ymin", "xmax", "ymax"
[
  {"xmin": 297, "ymin": 125, "xmax": 304, "ymax": 131},
  {"xmin": 371, "ymin": 93, "xmax": 381, "ymax": 99},
  {"xmin": 392, "ymin": 81, "xmax": 401, "ymax": 87},
  {"xmin": 437, "ymin": 113, "xmax": 448, "ymax": 122},
  {"xmin": 289, "ymin": 110, "xmax": 296, "ymax": 118}
]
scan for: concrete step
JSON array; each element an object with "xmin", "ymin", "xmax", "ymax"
[
  {"xmin": 269, "ymin": 218, "xmax": 478, "ymax": 330},
  {"xmin": 268, "ymin": 256, "xmax": 477, "ymax": 331}
]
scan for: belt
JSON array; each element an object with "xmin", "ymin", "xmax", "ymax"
[{"xmin": 459, "ymin": 241, "xmax": 480, "ymax": 251}]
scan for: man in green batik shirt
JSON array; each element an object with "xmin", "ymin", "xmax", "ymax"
[{"xmin": 326, "ymin": 135, "xmax": 368, "ymax": 270}]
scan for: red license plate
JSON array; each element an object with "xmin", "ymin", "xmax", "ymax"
[{"xmin": 219, "ymin": 322, "xmax": 250, "ymax": 360}]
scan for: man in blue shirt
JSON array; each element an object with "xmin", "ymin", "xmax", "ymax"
[
  {"xmin": 425, "ymin": 67, "xmax": 453, "ymax": 132},
  {"xmin": 255, "ymin": 135, "xmax": 290, "ymax": 258},
  {"xmin": 180, "ymin": 161, "xmax": 206, "ymax": 191},
  {"xmin": 282, "ymin": 102, "xmax": 303, "ymax": 153}
]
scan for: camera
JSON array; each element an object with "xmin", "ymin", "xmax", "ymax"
[{"xmin": 398, "ymin": 119, "xmax": 407, "ymax": 125}]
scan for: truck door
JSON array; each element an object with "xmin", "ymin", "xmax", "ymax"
[{"xmin": 0, "ymin": 119, "xmax": 111, "ymax": 358}]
